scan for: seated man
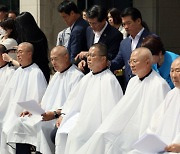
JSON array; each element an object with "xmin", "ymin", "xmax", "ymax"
[
  {"xmin": 55, "ymin": 43, "xmax": 123, "ymax": 154},
  {"xmin": 57, "ymin": 0, "xmax": 89, "ymax": 62},
  {"xmin": 0, "ymin": 44, "xmax": 15, "ymax": 96},
  {"xmin": 1, "ymin": 46, "xmax": 84, "ymax": 154},
  {"xmin": 144, "ymin": 57, "xmax": 180, "ymax": 154},
  {"xmin": 0, "ymin": 42, "xmax": 47, "ymax": 154},
  {"xmin": 76, "ymin": 47, "xmax": 170, "ymax": 154}
]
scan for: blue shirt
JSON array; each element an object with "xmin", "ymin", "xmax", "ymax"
[{"xmin": 152, "ymin": 51, "xmax": 179, "ymax": 89}]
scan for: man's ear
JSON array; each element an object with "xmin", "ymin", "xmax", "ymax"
[
  {"xmin": 136, "ymin": 18, "xmax": 141, "ymax": 25},
  {"xmin": 102, "ymin": 56, "xmax": 107, "ymax": 62},
  {"xmin": 146, "ymin": 58, "xmax": 150, "ymax": 65},
  {"xmin": 70, "ymin": 11, "xmax": 75, "ymax": 16}
]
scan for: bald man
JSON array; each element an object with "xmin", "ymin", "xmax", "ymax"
[
  {"xmin": 133, "ymin": 57, "xmax": 180, "ymax": 154},
  {"xmin": 0, "ymin": 42, "xmax": 47, "ymax": 153},
  {"xmin": 0, "ymin": 46, "xmax": 84, "ymax": 154},
  {"xmin": 55, "ymin": 43, "xmax": 123, "ymax": 154},
  {"xmin": 76, "ymin": 47, "xmax": 170, "ymax": 154}
]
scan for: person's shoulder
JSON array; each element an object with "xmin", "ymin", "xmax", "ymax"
[
  {"xmin": 105, "ymin": 24, "xmax": 121, "ymax": 35},
  {"xmin": 68, "ymin": 64, "xmax": 84, "ymax": 76},
  {"xmin": 165, "ymin": 51, "xmax": 179, "ymax": 58},
  {"xmin": 143, "ymin": 28, "xmax": 153, "ymax": 35},
  {"xmin": 74, "ymin": 17, "xmax": 89, "ymax": 29},
  {"xmin": 86, "ymin": 26, "xmax": 93, "ymax": 33},
  {"xmin": 164, "ymin": 87, "xmax": 179, "ymax": 101},
  {"xmin": 100, "ymin": 69, "xmax": 117, "ymax": 81},
  {"xmin": 150, "ymin": 70, "xmax": 170, "ymax": 87},
  {"xmin": 120, "ymin": 36, "xmax": 131, "ymax": 45},
  {"xmin": 30, "ymin": 63, "xmax": 44, "ymax": 73}
]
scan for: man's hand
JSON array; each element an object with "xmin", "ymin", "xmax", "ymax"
[
  {"xmin": 165, "ymin": 143, "xmax": 180, "ymax": 153},
  {"xmin": 56, "ymin": 116, "xmax": 63, "ymax": 128},
  {"xmin": 41, "ymin": 111, "xmax": 54, "ymax": 121},
  {"xmin": 78, "ymin": 60, "xmax": 86, "ymax": 72},
  {"xmin": 20, "ymin": 111, "xmax": 32, "ymax": 117},
  {"xmin": 2, "ymin": 53, "xmax": 12, "ymax": 62},
  {"xmin": 75, "ymin": 51, "xmax": 88, "ymax": 61}
]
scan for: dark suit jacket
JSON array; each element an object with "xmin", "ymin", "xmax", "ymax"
[
  {"xmin": 110, "ymin": 28, "xmax": 152, "ymax": 89},
  {"xmin": 68, "ymin": 17, "xmax": 89, "ymax": 62},
  {"xmin": 86, "ymin": 24, "xmax": 123, "ymax": 60}
]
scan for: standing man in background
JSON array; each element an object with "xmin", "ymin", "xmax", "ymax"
[
  {"xmin": 77, "ymin": 5, "xmax": 123, "ymax": 74},
  {"xmin": 110, "ymin": 7, "xmax": 152, "ymax": 91},
  {"xmin": 57, "ymin": 0, "xmax": 89, "ymax": 63}
]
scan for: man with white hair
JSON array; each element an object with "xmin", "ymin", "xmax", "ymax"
[
  {"xmin": 0, "ymin": 42, "xmax": 47, "ymax": 154},
  {"xmin": 76, "ymin": 47, "xmax": 170, "ymax": 154},
  {"xmin": 133, "ymin": 57, "xmax": 180, "ymax": 154}
]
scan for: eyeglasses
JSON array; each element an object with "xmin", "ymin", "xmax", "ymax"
[
  {"xmin": 128, "ymin": 59, "xmax": 139, "ymax": 65},
  {"xmin": 86, "ymin": 53, "xmax": 106, "ymax": 58}
]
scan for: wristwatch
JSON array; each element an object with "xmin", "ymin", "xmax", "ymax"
[{"xmin": 53, "ymin": 111, "xmax": 59, "ymax": 119}]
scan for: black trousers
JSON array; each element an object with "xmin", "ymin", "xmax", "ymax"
[
  {"xmin": 16, "ymin": 143, "xmax": 42, "ymax": 154},
  {"xmin": 50, "ymin": 126, "xmax": 58, "ymax": 144},
  {"xmin": 16, "ymin": 143, "xmax": 31, "ymax": 154}
]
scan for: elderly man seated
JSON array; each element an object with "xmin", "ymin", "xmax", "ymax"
[
  {"xmin": 0, "ymin": 46, "xmax": 84, "ymax": 154},
  {"xmin": 0, "ymin": 42, "xmax": 47, "ymax": 154},
  {"xmin": 133, "ymin": 57, "xmax": 180, "ymax": 154}
]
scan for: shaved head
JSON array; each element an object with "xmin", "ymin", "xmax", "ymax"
[
  {"xmin": 17, "ymin": 42, "xmax": 34, "ymax": 66},
  {"xmin": 51, "ymin": 46, "xmax": 68, "ymax": 56},
  {"xmin": 170, "ymin": 57, "xmax": 180, "ymax": 88},
  {"xmin": 19, "ymin": 42, "xmax": 34, "ymax": 54},
  {"xmin": 50, "ymin": 46, "xmax": 71, "ymax": 72},
  {"xmin": 132, "ymin": 47, "xmax": 153, "ymax": 63},
  {"xmin": 130, "ymin": 47, "xmax": 153, "ymax": 78},
  {"xmin": 172, "ymin": 57, "xmax": 180, "ymax": 64}
]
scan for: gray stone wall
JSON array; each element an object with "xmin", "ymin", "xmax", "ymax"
[
  {"xmin": 134, "ymin": 0, "xmax": 180, "ymax": 54},
  {"xmin": 20, "ymin": 0, "xmax": 67, "ymax": 51}
]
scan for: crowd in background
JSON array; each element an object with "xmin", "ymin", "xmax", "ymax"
[{"xmin": 0, "ymin": 1, "xmax": 180, "ymax": 154}]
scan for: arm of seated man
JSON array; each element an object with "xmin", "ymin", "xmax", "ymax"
[
  {"xmin": 41, "ymin": 109, "xmax": 62, "ymax": 121},
  {"xmin": 165, "ymin": 143, "xmax": 180, "ymax": 153},
  {"xmin": 56, "ymin": 116, "xmax": 63, "ymax": 128}
]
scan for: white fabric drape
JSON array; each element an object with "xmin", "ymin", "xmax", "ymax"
[
  {"xmin": 55, "ymin": 69, "xmax": 123, "ymax": 154},
  {"xmin": 0, "ymin": 64, "xmax": 15, "ymax": 97},
  {"xmin": 76, "ymin": 70, "xmax": 170, "ymax": 154},
  {"xmin": 2, "ymin": 65, "xmax": 83, "ymax": 154},
  {"xmin": 0, "ymin": 63, "xmax": 47, "ymax": 154}
]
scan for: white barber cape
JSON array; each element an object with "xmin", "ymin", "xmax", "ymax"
[
  {"xmin": 76, "ymin": 70, "xmax": 170, "ymax": 154},
  {"xmin": 2, "ymin": 64, "xmax": 84, "ymax": 154},
  {"xmin": 0, "ymin": 63, "xmax": 47, "ymax": 154},
  {"xmin": 149, "ymin": 87, "xmax": 180, "ymax": 144},
  {"xmin": 55, "ymin": 68, "xmax": 123, "ymax": 154},
  {"xmin": 0, "ymin": 63, "xmax": 15, "ymax": 97},
  {"xmin": 146, "ymin": 87, "xmax": 180, "ymax": 154}
]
